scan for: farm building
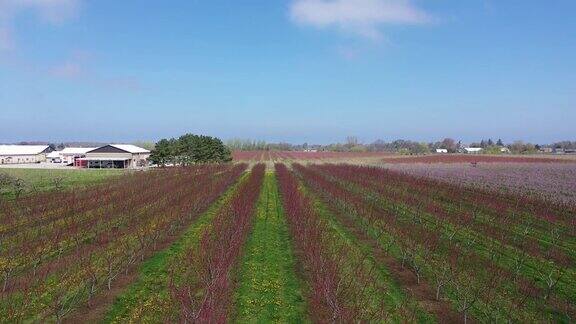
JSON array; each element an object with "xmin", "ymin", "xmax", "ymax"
[
  {"xmin": 76, "ymin": 144, "xmax": 150, "ymax": 169},
  {"xmin": 464, "ymin": 147, "xmax": 483, "ymax": 154},
  {"xmin": 554, "ymin": 148, "xmax": 576, "ymax": 154},
  {"xmin": 52, "ymin": 147, "xmax": 97, "ymax": 165},
  {"xmin": 0, "ymin": 145, "xmax": 50, "ymax": 164},
  {"xmin": 46, "ymin": 151, "xmax": 62, "ymax": 163},
  {"xmin": 435, "ymin": 149, "xmax": 448, "ymax": 153}
]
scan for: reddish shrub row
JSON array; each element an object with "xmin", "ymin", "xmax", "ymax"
[
  {"xmin": 295, "ymin": 163, "xmax": 575, "ymax": 322},
  {"xmin": 170, "ymin": 164, "xmax": 265, "ymax": 323},
  {"xmin": 317, "ymin": 163, "xmax": 575, "ymax": 227},
  {"xmin": 309, "ymin": 164, "xmax": 575, "ymax": 267},
  {"xmin": 232, "ymin": 150, "xmax": 394, "ymax": 161},
  {"xmin": 0, "ymin": 165, "xmax": 225, "ymax": 235},
  {"xmin": 381, "ymin": 155, "xmax": 574, "ymax": 164},
  {"xmin": 275, "ymin": 163, "xmax": 361, "ymax": 322},
  {"xmin": 1, "ymin": 165, "xmax": 242, "ymax": 287},
  {"xmin": 0, "ymin": 164, "xmax": 247, "ymax": 322}
]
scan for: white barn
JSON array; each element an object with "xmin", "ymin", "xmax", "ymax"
[
  {"xmin": 0, "ymin": 145, "xmax": 50, "ymax": 164},
  {"xmin": 435, "ymin": 149, "xmax": 448, "ymax": 153}
]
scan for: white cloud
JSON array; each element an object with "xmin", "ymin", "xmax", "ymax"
[
  {"xmin": 0, "ymin": 0, "xmax": 80, "ymax": 50},
  {"xmin": 290, "ymin": 0, "xmax": 431, "ymax": 40}
]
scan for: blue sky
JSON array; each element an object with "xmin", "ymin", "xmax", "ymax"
[{"xmin": 0, "ymin": 0, "xmax": 574, "ymax": 144}]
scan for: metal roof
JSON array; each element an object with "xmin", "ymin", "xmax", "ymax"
[
  {"xmin": 110, "ymin": 144, "xmax": 150, "ymax": 153},
  {"xmin": 87, "ymin": 144, "xmax": 150, "ymax": 154},
  {"xmin": 60, "ymin": 147, "xmax": 97, "ymax": 155},
  {"xmin": 0, "ymin": 145, "xmax": 49, "ymax": 156}
]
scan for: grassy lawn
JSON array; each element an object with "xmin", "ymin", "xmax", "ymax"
[
  {"xmin": 0, "ymin": 168, "xmax": 124, "ymax": 199},
  {"xmin": 233, "ymin": 172, "xmax": 307, "ymax": 323},
  {"xmin": 103, "ymin": 173, "xmax": 247, "ymax": 323}
]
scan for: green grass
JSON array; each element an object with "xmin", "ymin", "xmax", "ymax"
[
  {"xmin": 103, "ymin": 173, "xmax": 247, "ymax": 323},
  {"xmin": 0, "ymin": 168, "xmax": 123, "ymax": 199},
  {"xmin": 233, "ymin": 172, "xmax": 307, "ymax": 323}
]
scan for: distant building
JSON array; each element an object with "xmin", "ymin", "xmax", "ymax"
[
  {"xmin": 435, "ymin": 149, "xmax": 448, "ymax": 153},
  {"xmin": 464, "ymin": 147, "xmax": 483, "ymax": 154},
  {"xmin": 554, "ymin": 148, "xmax": 565, "ymax": 154},
  {"xmin": 553, "ymin": 148, "xmax": 576, "ymax": 154},
  {"xmin": 0, "ymin": 145, "xmax": 50, "ymax": 164},
  {"xmin": 77, "ymin": 144, "xmax": 150, "ymax": 169},
  {"xmin": 500, "ymin": 147, "xmax": 511, "ymax": 153},
  {"xmin": 48, "ymin": 147, "xmax": 97, "ymax": 164},
  {"xmin": 46, "ymin": 151, "xmax": 62, "ymax": 163},
  {"xmin": 60, "ymin": 147, "xmax": 97, "ymax": 164},
  {"xmin": 539, "ymin": 147, "xmax": 553, "ymax": 154}
]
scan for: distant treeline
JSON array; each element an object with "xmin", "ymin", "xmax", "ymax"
[
  {"xmin": 150, "ymin": 134, "xmax": 231, "ymax": 165},
  {"xmin": 227, "ymin": 137, "xmax": 576, "ymax": 155},
  {"xmin": 225, "ymin": 139, "xmax": 292, "ymax": 151}
]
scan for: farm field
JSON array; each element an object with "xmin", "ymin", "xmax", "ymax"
[
  {"xmin": 232, "ymin": 150, "xmax": 576, "ymax": 170},
  {"xmin": 380, "ymin": 154, "xmax": 576, "ymax": 164},
  {"xmin": 0, "ymin": 168, "xmax": 124, "ymax": 200},
  {"xmin": 385, "ymin": 162, "xmax": 576, "ymax": 206},
  {"xmin": 0, "ymin": 162, "xmax": 574, "ymax": 322},
  {"xmin": 232, "ymin": 150, "xmax": 395, "ymax": 162}
]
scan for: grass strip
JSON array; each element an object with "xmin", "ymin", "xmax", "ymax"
[{"xmin": 232, "ymin": 172, "xmax": 307, "ymax": 323}]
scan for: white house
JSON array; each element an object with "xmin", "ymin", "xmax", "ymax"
[
  {"xmin": 435, "ymin": 149, "xmax": 448, "ymax": 153},
  {"xmin": 464, "ymin": 147, "xmax": 483, "ymax": 154},
  {"xmin": 78, "ymin": 144, "xmax": 150, "ymax": 169},
  {"xmin": 0, "ymin": 145, "xmax": 50, "ymax": 164}
]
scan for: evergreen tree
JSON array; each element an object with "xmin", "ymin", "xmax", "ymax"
[
  {"xmin": 150, "ymin": 134, "xmax": 232, "ymax": 166},
  {"xmin": 149, "ymin": 138, "xmax": 173, "ymax": 166}
]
